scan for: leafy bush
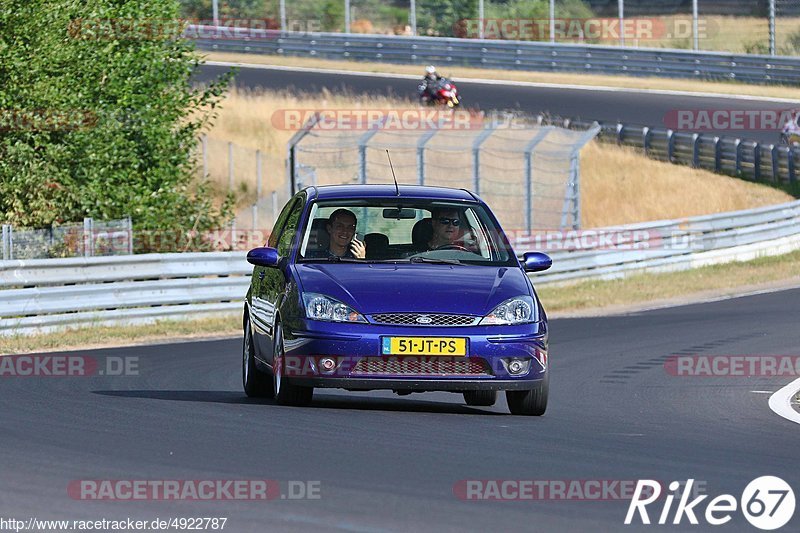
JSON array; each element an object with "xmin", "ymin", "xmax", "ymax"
[{"xmin": 0, "ymin": 0, "xmax": 234, "ymax": 250}]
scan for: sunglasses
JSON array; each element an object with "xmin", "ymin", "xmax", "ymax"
[{"xmin": 437, "ymin": 217, "xmax": 461, "ymax": 227}]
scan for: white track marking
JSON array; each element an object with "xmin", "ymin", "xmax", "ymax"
[
  {"xmin": 205, "ymin": 60, "xmax": 800, "ymax": 104},
  {"xmin": 768, "ymin": 377, "xmax": 800, "ymax": 425}
]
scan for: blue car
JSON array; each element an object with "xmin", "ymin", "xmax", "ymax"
[{"xmin": 243, "ymin": 185, "xmax": 552, "ymax": 415}]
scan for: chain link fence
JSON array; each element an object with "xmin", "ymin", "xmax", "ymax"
[
  {"xmin": 198, "ymin": 136, "xmax": 292, "ymax": 234},
  {"xmin": 180, "ymin": 0, "xmax": 799, "ymax": 54},
  {"xmin": 1, "ymin": 218, "xmax": 132, "ymax": 260},
  {"xmin": 286, "ymin": 113, "xmax": 599, "ymax": 231}
]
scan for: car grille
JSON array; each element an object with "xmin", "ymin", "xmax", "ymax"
[
  {"xmin": 351, "ymin": 357, "xmax": 491, "ymax": 376},
  {"xmin": 370, "ymin": 313, "xmax": 479, "ymax": 327}
]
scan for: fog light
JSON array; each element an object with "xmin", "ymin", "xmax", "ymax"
[
  {"xmin": 505, "ymin": 358, "xmax": 531, "ymax": 376},
  {"xmin": 319, "ymin": 357, "xmax": 336, "ymax": 373}
]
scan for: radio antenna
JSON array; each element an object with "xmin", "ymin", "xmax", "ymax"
[{"xmin": 386, "ymin": 150, "xmax": 400, "ymax": 196}]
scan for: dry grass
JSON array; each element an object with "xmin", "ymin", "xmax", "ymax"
[
  {"xmin": 205, "ymin": 51, "xmax": 800, "ymax": 101},
  {"xmin": 635, "ymin": 15, "xmax": 800, "ymax": 54},
  {"xmin": 580, "ymin": 142, "xmax": 793, "ymax": 227},
  {"xmin": 204, "ymin": 89, "xmax": 793, "ymax": 228},
  {"xmin": 0, "ymin": 315, "xmax": 240, "ymax": 355}
]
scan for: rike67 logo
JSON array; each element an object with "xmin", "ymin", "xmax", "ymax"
[{"xmin": 625, "ymin": 477, "xmax": 795, "ymax": 530}]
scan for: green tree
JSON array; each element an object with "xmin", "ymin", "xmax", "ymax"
[
  {"xmin": 0, "ymin": 0, "xmax": 233, "ymax": 250},
  {"xmin": 418, "ymin": 0, "xmax": 478, "ymax": 36}
]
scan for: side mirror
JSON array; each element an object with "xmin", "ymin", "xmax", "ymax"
[
  {"xmin": 522, "ymin": 252, "xmax": 552, "ymax": 273},
  {"xmin": 247, "ymin": 247, "xmax": 280, "ymax": 268}
]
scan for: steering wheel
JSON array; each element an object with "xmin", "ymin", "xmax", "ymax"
[{"xmin": 435, "ymin": 244, "xmax": 470, "ymax": 252}]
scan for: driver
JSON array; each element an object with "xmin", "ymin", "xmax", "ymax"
[{"xmin": 427, "ymin": 208, "xmax": 462, "ymax": 250}]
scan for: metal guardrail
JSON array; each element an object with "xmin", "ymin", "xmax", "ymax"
[
  {"xmin": 190, "ymin": 26, "xmax": 800, "ymax": 85},
  {"xmin": 2, "ymin": 200, "xmax": 800, "ymax": 336},
  {"xmin": 525, "ymin": 200, "xmax": 800, "ymax": 283},
  {"xmin": 550, "ymin": 116, "xmax": 799, "ymax": 185},
  {"xmin": 0, "ymin": 253, "xmax": 250, "ymax": 335}
]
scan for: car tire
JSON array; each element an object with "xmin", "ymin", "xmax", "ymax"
[
  {"xmin": 506, "ymin": 372, "xmax": 548, "ymax": 416},
  {"xmin": 243, "ymin": 318, "xmax": 275, "ymax": 398},
  {"xmin": 273, "ymin": 323, "xmax": 314, "ymax": 407},
  {"xmin": 463, "ymin": 390, "xmax": 497, "ymax": 406}
]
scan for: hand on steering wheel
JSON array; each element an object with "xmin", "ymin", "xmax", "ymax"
[{"xmin": 435, "ymin": 244, "xmax": 470, "ymax": 252}]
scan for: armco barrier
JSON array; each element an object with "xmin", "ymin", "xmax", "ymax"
[
  {"xmin": 1, "ymin": 200, "xmax": 799, "ymax": 336},
  {"xmin": 190, "ymin": 26, "xmax": 800, "ymax": 85},
  {"xmin": 0, "ymin": 253, "xmax": 249, "ymax": 335},
  {"xmin": 546, "ymin": 116, "xmax": 798, "ymax": 185}
]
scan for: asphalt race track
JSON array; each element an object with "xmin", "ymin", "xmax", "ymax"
[
  {"xmin": 195, "ymin": 63, "xmax": 795, "ymax": 144},
  {"xmin": 2, "ymin": 289, "xmax": 798, "ymax": 532}
]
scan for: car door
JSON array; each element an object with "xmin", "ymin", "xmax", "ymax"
[
  {"xmin": 255, "ymin": 193, "xmax": 305, "ymax": 366},
  {"xmin": 251, "ymin": 194, "xmax": 301, "ymax": 361}
]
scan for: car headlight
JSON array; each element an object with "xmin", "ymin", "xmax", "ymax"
[
  {"xmin": 303, "ymin": 293, "xmax": 367, "ymax": 323},
  {"xmin": 479, "ymin": 296, "xmax": 537, "ymax": 325}
]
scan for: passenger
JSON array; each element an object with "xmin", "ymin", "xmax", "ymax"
[{"xmin": 311, "ymin": 209, "xmax": 365, "ymax": 259}]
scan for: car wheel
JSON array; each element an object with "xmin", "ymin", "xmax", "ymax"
[
  {"xmin": 506, "ymin": 372, "xmax": 548, "ymax": 416},
  {"xmin": 243, "ymin": 317, "xmax": 274, "ymax": 398},
  {"xmin": 273, "ymin": 323, "xmax": 314, "ymax": 407},
  {"xmin": 463, "ymin": 390, "xmax": 497, "ymax": 406}
]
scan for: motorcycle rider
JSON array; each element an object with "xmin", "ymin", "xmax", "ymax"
[
  {"xmin": 418, "ymin": 65, "xmax": 443, "ymax": 103},
  {"xmin": 781, "ymin": 108, "xmax": 800, "ymax": 145}
]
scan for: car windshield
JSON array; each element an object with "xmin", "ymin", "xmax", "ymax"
[{"xmin": 298, "ymin": 199, "xmax": 517, "ymax": 266}]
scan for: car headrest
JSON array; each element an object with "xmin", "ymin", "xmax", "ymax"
[
  {"xmin": 306, "ymin": 219, "xmax": 330, "ymax": 253},
  {"xmin": 411, "ymin": 218, "xmax": 433, "ymax": 249},
  {"xmin": 364, "ymin": 233, "xmax": 389, "ymax": 259}
]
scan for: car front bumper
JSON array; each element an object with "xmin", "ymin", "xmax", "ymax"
[
  {"xmin": 278, "ymin": 319, "xmax": 548, "ymax": 391},
  {"xmin": 286, "ymin": 376, "xmax": 542, "ymax": 392}
]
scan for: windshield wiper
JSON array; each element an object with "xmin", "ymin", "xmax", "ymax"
[{"xmin": 408, "ymin": 256, "xmax": 463, "ymax": 265}]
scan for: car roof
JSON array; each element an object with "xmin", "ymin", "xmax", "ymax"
[{"xmin": 304, "ymin": 184, "xmax": 478, "ymax": 202}]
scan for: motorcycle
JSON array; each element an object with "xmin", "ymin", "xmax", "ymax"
[
  {"xmin": 780, "ymin": 111, "xmax": 800, "ymax": 147},
  {"xmin": 780, "ymin": 128, "xmax": 800, "ymax": 148},
  {"xmin": 418, "ymin": 78, "xmax": 460, "ymax": 108}
]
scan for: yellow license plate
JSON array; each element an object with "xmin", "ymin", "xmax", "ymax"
[{"xmin": 382, "ymin": 337, "xmax": 467, "ymax": 356}]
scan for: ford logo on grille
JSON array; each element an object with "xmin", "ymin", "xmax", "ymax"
[{"xmin": 416, "ymin": 315, "xmax": 433, "ymax": 324}]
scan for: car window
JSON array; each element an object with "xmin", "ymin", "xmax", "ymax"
[
  {"xmin": 276, "ymin": 199, "xmax": 304, "ymax": 256},
  {"xmin": 268, "ymin": 197, "xmax": 300, "ymax": 249}
]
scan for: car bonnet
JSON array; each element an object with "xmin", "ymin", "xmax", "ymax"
[{"xmin": 294, "ymin": 262, "xmax": 532, "ymax": 317}]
